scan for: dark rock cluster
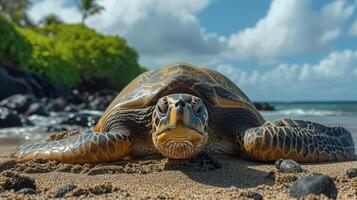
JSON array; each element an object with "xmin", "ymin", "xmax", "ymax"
[
  {"xmin": 0, "ymin": 66, "xmax": 56, "ymax": 100},
  {"xmin": 0, "ymin": 65, "xmax": 116, "ymax": 122},
  {"xmin": 273, "ymin": 160, "xmax": 340, "ymax": 199},
  {"xmin": 0, "ymin": 106, "xmax": 32, "ymax": 128},
  {"xmin": 0, "ymin": 89, "xmax": 117, "ymax": 131},
  {"xmin": 253, "ymin": 102, "xmax": 275, "ymax": 111},
  {"xmin": 0, "ymin": 85, "xmax": 275, "ymax": 132},
  {"xmin": 42, "ymin": 89, "xmax": 116, "ymax": 113}
]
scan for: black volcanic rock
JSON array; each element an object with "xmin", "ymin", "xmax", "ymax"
[
  {"xmin": 0, "ymin": 66, "xmax": 58, "ymax": 101},
  {"xmin": 16, "ymin": 188, "xmax": 37, "ymax": 195},
  {"xmin": 0, "ymin": 94, "xmax": 50, "ymax": 116},
  {"xmin": 239, "ymin": 191, "xmax": 263, "ymax": 200},
  {"xmin": 0, "ymin": 94, "xmax": 36, "ymax": 113},
  {"xmin": 61, "ymin": 113, "xmax": 100, "ymax": 127},
  {"xmin": 0, "ymin": 107, "xmax": 32, "ymax": 128},
  {"xmin": 0, "ymin": 67, "xmax": 33, "ymax": 100},
  {"xmin": 88, "ymin": 96, "xmax": 113, "ymax": 111},
  {"xmin": 25, "ymin": 102, "xmax": 50, "ymax": 116},
  {"xmin": 48, "ymin": 97, "xmax": 67, "ymax": 112},
  {"xmin": 290, "ymin": 173, "xmax": 337, "ymax": 199},
  {"xmin": 0, "ymin": 107, "xmax": 23, "ymax": 128},
  {"xmin": 253, "ymin": 102, "xmax": 275, "ymax": 111},
  {"xmin": 6, "ymin": 66, "xmax": 57, "ymax": 98},
  {"xmin": 66, "ymin": 89, "xmax": 88, "ymax": 105},
  {"xmin": 55, "ymin": 184, "xmax": 77, "ymax": 198},
  {"xmin": 346, "ymin": 168, "xmax": 357, "ymax": 178},
  {"xmin": 275, "ymin": 159, "xmax": 304, "ymax": 173}
]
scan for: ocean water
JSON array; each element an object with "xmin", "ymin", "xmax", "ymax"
[{"xmin": 261, "ymin": 102, "xmax": 357, "ymax": 149}]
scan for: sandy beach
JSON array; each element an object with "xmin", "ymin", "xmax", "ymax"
[{"xmin": 0, "ymin": 140, "xmax": 356, "ymax": 200}]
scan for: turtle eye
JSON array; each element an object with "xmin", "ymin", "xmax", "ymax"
[
  {"xmin": 194, "ymin": 105, "xmax": 203, "ymax": 115},
  {"xmin": 191, "ymin": 97, "xmax": 202, "ymax": 114},
  {"xmin": 157, "ymin": 98, "xmax": 168, "ymax": 114}
]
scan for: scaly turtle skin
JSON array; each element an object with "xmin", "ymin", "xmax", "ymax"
[{"xmin": 14, "ymin": 62, "xmax": 356, "ymax": 163}]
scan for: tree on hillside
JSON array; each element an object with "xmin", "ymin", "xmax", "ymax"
[
  {"xmin": 76, "ymin": 0, "xmax": 104, "ymax": 24},
  {"xmin": 41, "ymin": 14, "xmax": 63, "ymax": 26},
  {"xmin": 0, "ymin": 0, "xmax": 33, "ymax": 27}
]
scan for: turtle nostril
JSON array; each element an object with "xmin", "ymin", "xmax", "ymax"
[{"xmin": 175, "ymin": 100, "xmax": 186, "ymax": 108}]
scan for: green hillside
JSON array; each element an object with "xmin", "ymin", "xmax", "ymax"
[{"xmin": 0, "ymin": 14, "xmax": 145, "ymax": 87}]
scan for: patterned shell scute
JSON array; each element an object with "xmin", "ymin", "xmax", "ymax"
[
  {"xmin": 105, "ymin": 62, "xmax": 256, "ymax": 112},
  {"xmin": 201, "ymin": 68, "xmax": 251, "ymax": 102}
]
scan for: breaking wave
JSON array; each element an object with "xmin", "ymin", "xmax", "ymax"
[{"xmin": 261, "ymin": 109, "xmax": 355, "ymax": 117}]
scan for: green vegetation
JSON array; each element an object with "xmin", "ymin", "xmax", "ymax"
[
  {"xmin": 0, "ymin": 0, "xmax": 33, "ymax": 27},
  {"xmin": 35, "ymin": 23, "xmax": 144, "ymax": 85},
  {"xmin": 41, "ymin": 14, "xmax": 63, "ymax": 26},
  {"xmin": 0, "ymin": 14, "xmax": 144, "ymax": 87},
  {"xmin": 17, "ymin": 26, "xmax": 78, "ymax": 85},
  {"xmin": 0, "ymin": 14, "xmax": 32, "ymax": 67}
]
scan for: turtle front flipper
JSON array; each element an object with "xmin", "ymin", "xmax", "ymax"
[
  {"xmin": 239, "ymin": 119, "xmax": 355, "ymax": 162},
  {"xmin": 13, "ymin": 129, "xmax": 133, "ymax": 164}
]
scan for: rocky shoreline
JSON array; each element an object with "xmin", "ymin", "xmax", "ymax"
[
  {"xmin": 0, "ymin": 65, "xmax": 275, "ymax": 137},
  {"xmin": 0, "ymin": 90, "xmax": 112, "ymax": 130},
  {"xmin": 0, "ymin": 89, "xmax": 275, "ymax": 140}
]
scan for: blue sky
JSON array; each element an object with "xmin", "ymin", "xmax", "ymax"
[{"xmin": 28, "ymin": 0, "xmax": 357, "ymax": 101}]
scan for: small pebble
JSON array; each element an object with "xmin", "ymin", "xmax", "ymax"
[
  {"xmin": 274, "ymin": 159, "xmax": 283, "ymax": 169},
  {"xmin": 228, "ymin": 186, "xmax": 238, "ymax": 192},
  {"xmin": 239, "ymin": 191, "xmax": 263, "ymax": 200},
  {"xmin": 16, "ymin": 188, "xmax": 36, "ymax": 195},
  {"xmin": 290, "ymin": 173, "xmax": 337, "ymax": 199},
  {"xmin": 275, "ymin": 159, "xmax": 303, "ymax": 173},
  {"xmin": 55, "ymin": 184, "xmax": 77, "ymax": 198},
  {"xmin": 346, "ymin": 168, "xmax": 357, "ymax": 178},
  {"xmin": 265, "ymin": 171, "xmax": 275, "ymax": 180}
]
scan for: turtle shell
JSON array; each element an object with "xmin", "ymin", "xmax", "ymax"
[{"xmin": 95, "ymin": 62, "xmax": 264, "ymax": 130}]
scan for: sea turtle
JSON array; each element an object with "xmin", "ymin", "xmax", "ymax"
[{"xmin": 14, "ymin": 62, "xmax": 356, "ymax": 163}]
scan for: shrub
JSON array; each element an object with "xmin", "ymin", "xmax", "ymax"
[
  {"xmin": 17, "ymin": 28, "xmax": 78, "ymax": 85},
  {"xmin": 0, "ymin": 14, "xmax": 31, "ymax": 67},
  {"xmin": 38, "ymin": 24, "xmax": 144, "ymax": 86},
  {"xmin": 1, "ymin": 14, "xmax": 144, "ymax": 87}
]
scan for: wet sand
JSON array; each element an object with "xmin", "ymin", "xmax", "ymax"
[{"xmin": 0, "ymin": 141, "xmax": 356, "ymax": 200}]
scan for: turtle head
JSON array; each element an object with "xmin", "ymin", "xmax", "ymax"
[{"xmin": 152, "ymin": 94, "xmax": 209, "ymax": 159}]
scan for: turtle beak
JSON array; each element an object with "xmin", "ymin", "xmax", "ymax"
[
  {"xmin": 156, "ymin": 99, "xmax": 205, "ymax": 145},
  {"xmin": 168, "ymin": 99, "xmax": 185, "ymax": 127}
]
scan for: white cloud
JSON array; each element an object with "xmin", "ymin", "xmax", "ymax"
[
  {"xmin": 26, "ymin": 0, "xmax": 357, "ymax": 100},
  {"xmin": 217, "ymin": 50, "xmax": 357, "ymax": 101},
  {"xmin": 28, "ymin": 0, "xmax": 81, "ymax": 23},
  {"xmin": 27, "ymin": 0, "xmax": 355, "ymax": 67},
  {"xmin": 28, "ymin": 0, "xmax": 227, "ymax": 67},
  {"xmin": 227, "ymin": 0, "xmax": 354, "ymax": 60},
  {"xmin": 88, "ymin": 0, "xmax": 229, "ymax": 67}
]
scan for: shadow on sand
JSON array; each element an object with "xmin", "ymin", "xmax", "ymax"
[
  {"xmin": 180, "ymin": 155, "xmax": 274, "ymax": 188},
  {"xmin": 0, "ymin": 153, "xmax": 275, "ymax": 189}
]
